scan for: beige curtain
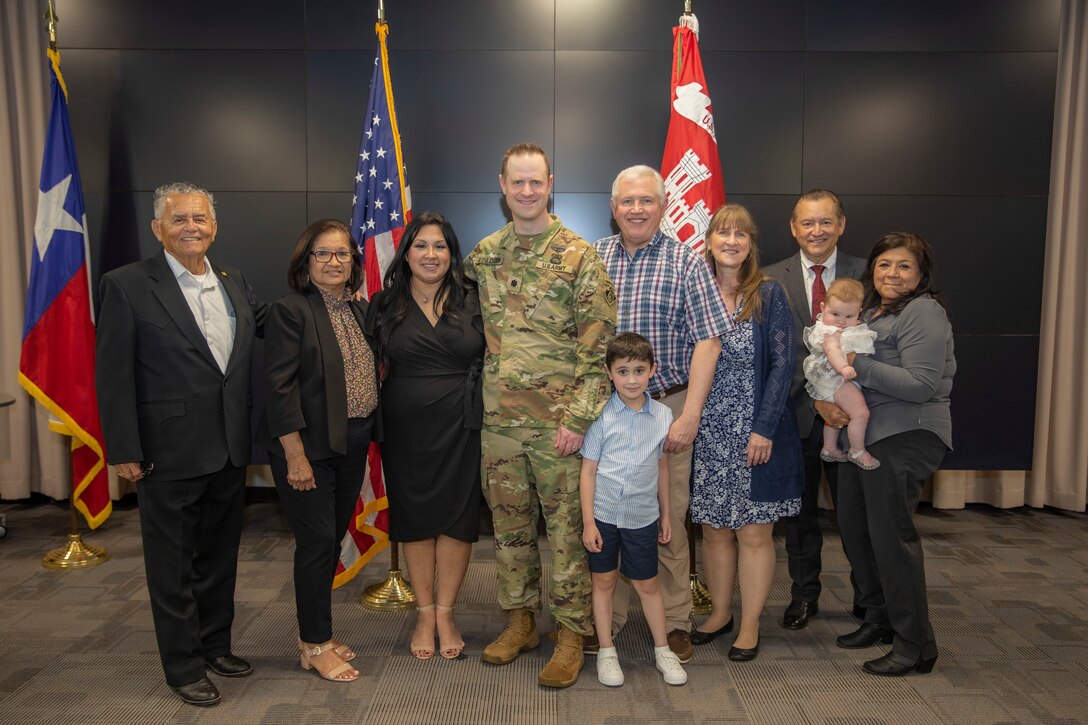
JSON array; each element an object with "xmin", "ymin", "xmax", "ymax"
[
  {"xmin": 1030, "ymin": 0, "xmax": 1088, "ymax": 512},
  {"xmin": 0, "ymin": 0, "xmax": 69, "ymax": 502}
]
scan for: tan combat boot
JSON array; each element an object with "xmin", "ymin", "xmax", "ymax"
[
  {"xmin": 481, "ymin": 609, "xmax": 539, "ymax": 665},
  {"xmin": 538, "ymin": 625, "xmax": 584, "ymax": 688}
]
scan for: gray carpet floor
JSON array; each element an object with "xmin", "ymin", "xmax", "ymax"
[{"xmin": 0, "ymin": 498, "xmax": 1085, "ymax": 724}]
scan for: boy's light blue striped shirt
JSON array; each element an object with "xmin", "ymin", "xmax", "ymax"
[{"xmin": 580, "ymin": 390, "xmax": 673, "ymax": 529}]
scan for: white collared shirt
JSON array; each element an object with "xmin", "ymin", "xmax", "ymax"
[
  {"xmin": 164, "ymin": 252, "xmax": 236, "ymax": 373},
  {"xmin": 799, "ymin": 247, "xmax": 840, "ymax": 314}
]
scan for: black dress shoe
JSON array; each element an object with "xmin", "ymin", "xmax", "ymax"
[
  {"xmin": 205, "ymin": 654, "xmax": 253, "ymax": 677},
  {"xmin": 727, "ymin": 641, "xmax": 759, "ymax": 661},
  {"xmin": 782, "ymin": 600, "xmax": 818, "ymax": 630},
  {"xmin": 863, "ymin": 651, "xmax": 937, "ymax": 676},
  {"xmin": 691, "ymin": 618, "xmax": 734, "ymax": 646},
  {"xmin": 836, "ymin": 622, "xmax": 894, "ymax": 649},
  {"xmin": 172, "ymin": 676, "xmax": 221, "ymax": 707},
  {"xmin": 852, "ymin": 604, "xmax": 866, "ymax": 620}
]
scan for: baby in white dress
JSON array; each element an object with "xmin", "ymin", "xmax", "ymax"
[{"xmin": 802, "ymin": 278, "xmax": 880, "ymax": 469}]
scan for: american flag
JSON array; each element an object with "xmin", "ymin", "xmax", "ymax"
[
  {"xmin": 334, "ymin": 20, "xmax": 411, "ymax": 588},
  {"xmin": 350, "ymin": 23, "xmax": 412, "ymax": 297}
]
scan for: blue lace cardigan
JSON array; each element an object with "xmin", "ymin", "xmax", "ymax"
[{"xmin": 749, "ymin": 279, "xmax": 804, "ymax": 502}]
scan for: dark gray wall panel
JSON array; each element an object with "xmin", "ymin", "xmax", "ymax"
[
  {"xmin": 65, "ymin": 50, "xmax": 307, "ymax": 192},
  {"xmin": 944, "ymin": 335, "xmax": 1037, "ymax": 470},
  {"xmin": 704, "ymin": 51, "xmax": 804, "ymax": 195},
  {"xmin": 555, "ymin": 50, "xmax": 804, "ymax": 195},
  {"xmin": 837, "ymin": 195, "xmax": 1046, "ymax": 336},
  {"xmin": 554, "ymin": 51, "xmax": 670, "ymax": 194},
  {"xmin": 85, "ymin": 192, "xmax": 306, "ymax": 306},
  {"xmin": 308, "ymin": 50, "xmax": 555, "ymax": 193},
  {"xmin": 306, "ymin": 0, "xmax": 555, "ymax": 50},
  {"xmin": 808, "ymin": 0, "xmax": 1061, "ymax": 52},
  {"xmin": 552, "ymin": 193, "xmax": 616, "ymax": 246},
  {"xmin": 555, "ymin": 0, "xmax": 805, "ymax": 51},
  {"xmin": 803, "ymin": 52, "xmax": 1056, "ymax": 195},
  {"xmin": 58, "ymin": 0, "xmax": 305, "ymax": 49}
]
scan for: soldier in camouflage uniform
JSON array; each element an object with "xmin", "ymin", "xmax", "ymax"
[{"xmin": 464, "ymin": 143, "xmax": 617, "ymax": 688}]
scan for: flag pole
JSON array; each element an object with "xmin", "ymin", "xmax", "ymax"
[
  {"xmin": 37, "ymin": 0, "xmax": 109, "ymax": 571},
  {"xmin": 358, "ymin": 0, "xmax": 414, "ymax": 610},
  {"xmin": 674, "ymin": 0, "xmax": 713, "ymax": 615},
  {"xmin": 42, "ymin": 432, "xmax": 109, "ymax": 569}
]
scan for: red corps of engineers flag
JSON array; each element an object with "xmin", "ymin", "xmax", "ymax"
[
  {"xmin": 660, "ymin": 13, "xmax": 725, "ymax": 254},
  {"xmin": 333, "ymin": 19, "xmax": 412, "ymax": 588}
]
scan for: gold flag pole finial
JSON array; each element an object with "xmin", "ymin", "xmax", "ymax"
[
  {"xmin": 44, "ymin": 0, "xmax": 59, "ymax": 50},
  {"xmin": 684, "ymin": 0, "xmax": 693, "ymax": 15},
  {"xmin": 378, "ymin": 0, "xmax": 385, "ymax": 23}
]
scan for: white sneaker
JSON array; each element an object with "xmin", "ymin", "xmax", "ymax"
[
  {"xmin": 596, "ymin": 650, "xmax": 624, "ymax": 687},
  {"xmin": 655, "ymin": 649, "xmax": 687, "ymax": 685}
]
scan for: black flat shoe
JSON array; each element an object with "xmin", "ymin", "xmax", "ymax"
[
  {"xmin": 727, "ymin": 641, "xmax": 759, "ymax": 662},
  {"xmin": 836, "ymin": 622, "xmax": 894, "ymax": 649},
  {"xmin": 782, "ymin": 600, "xmax": 818, "ymax": 630},
  {"xmin": 863, "ymin": 651, "xmax": 937, "ymax": 676},
  {"xmin": 205, "ymin": 654, "xmax": 253, "ymax": 677},
  {"xmin": 172, "ymin": 676, "xmax": 221, "ymax": 707},
  {"xmin": 691, "ymin": 618, "xmax": 734, "ymax": 645}
]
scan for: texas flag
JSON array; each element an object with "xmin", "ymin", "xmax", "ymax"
[
  {"xmin": 660, "ymin": 13, "xmax": 725, "ymax": 254},
  {"xmin": 18, "ymin": 48, "xmax": 111, "ymax": 529}
]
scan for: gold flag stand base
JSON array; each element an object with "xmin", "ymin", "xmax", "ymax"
[
  {"xmin": 360, "ymin": 543, "xmax": 415, "ymax": 610},
  {"xmin": 360, "ymin": 568, "xmax": 415, "ymax": 610},
  {"xmin": 42, "ymin": 430, "xmax": 109, "ymax": 570},
  {"xmin": 42, "ymin": 533, "xmax": 109, "ymax": 570},
  {"xmin": 690, "ymin": 573, "xmax": 712, "ymax": 615}
]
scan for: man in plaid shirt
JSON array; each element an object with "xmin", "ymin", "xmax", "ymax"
[{"xmin": 593, "ymin": 165, "xmax": 732, "ymax": 663}]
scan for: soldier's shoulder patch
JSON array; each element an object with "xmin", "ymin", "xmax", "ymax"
[{"xmin": 603, "ymin": 279, "xmax": 617, "ymax": 306}]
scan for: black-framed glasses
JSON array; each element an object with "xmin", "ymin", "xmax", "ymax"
[{"xmin": 311, "ymin": 250, "xmax": 354, "ymax": 263}]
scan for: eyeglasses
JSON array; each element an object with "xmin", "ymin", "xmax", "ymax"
[{"xmin": 311, "ymin": 250, "xmax": 354, "ymax": 263}]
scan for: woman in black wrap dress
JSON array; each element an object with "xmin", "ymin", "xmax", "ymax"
[{"xmin": 367, "ymin": 212, "xmax": 484, "ymax": 661}]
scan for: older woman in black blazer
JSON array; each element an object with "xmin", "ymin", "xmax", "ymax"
[
  {"xmin": 833, "ymin": 232, "xmax": 955, "ymax": 677},
  {"xmin": 257, "ymin": 219, "xmax": 381, "ymax": 683}
]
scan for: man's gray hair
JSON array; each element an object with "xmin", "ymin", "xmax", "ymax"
[
  {"xmin": 153, "ymin": 182, "xmax": 217, "ymax": 221},
  {"xmin": 611, "ymin": 165, "xmax": 666, "ymax": 204}
]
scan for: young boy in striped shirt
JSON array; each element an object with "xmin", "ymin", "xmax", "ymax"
[{"xmin": 579, "ymin": 332, "xmax": 686, "ymax": 687}]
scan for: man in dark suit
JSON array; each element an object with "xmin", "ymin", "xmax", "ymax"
[
  {"xmin": 96, "ymin": 182, "xmax": 263, "ymax": 707},
  {"xmin": 763, "ymin": 189, "xmax": 865, "ymax": 630}
]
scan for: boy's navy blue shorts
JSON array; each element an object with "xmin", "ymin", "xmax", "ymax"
[{"xmin": 587, "ymin": 518, "xmax": 659, "ymax": 581}]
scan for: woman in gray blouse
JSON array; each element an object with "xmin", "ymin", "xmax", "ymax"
[{"xmin": 832, "ymin": 232, "xmax": 955, "ymax": 677}]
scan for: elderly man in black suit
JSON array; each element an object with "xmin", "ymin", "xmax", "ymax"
[
  {"xmin": 96, "ymin": 182, "xmax": 263, "ymax": 707},
  {"xmin": 762, "ymin": 189, "xmax": 865, "ymax": 631}
]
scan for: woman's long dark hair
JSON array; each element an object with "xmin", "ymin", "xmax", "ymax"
[
  {"xmin": 372, "ymin": 211, "xmax": 471, "ymax": 376},
  {"xmin": 861, "ymin": 231, "xmax": 948, "ymax": 316}
]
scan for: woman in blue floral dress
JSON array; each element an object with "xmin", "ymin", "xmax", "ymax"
[{"xmin": 690, "ymin": 204, "xmax": 804, "ymax": 661}]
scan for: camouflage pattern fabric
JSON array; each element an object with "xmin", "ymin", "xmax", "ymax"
[
  {"xmin": 464, "ymin": 215, "xmax": 616, "ymax": 435},
  {"xmin": 481, "ymin": 425, "xmax": 591, "ymax": 634}
]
